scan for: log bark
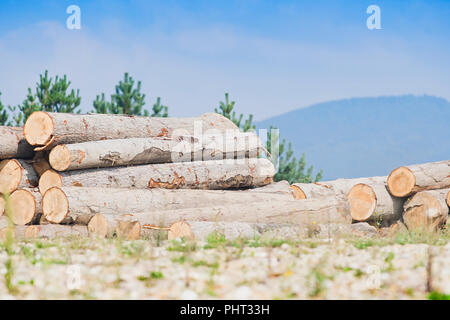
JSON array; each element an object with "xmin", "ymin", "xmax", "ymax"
[
  {"xmin": 48, "ymin": 132, "xmax": 262, "ymax": 171},
  {"xmin": 0, "ymin": 225, "xmax": 89, "ymax": 240},
  {"xmin": 291, "ymin": 176, "xmax": 387, "ymax": 200},
  {"xmin": 290, "ymin": 183, "xmax": 336, "ymax": 199},
  {"xmin": 347, "ymin": 183, "xmax": 404, "ymax": 225},
  {"xmin": 32, "ymin": 152, "xmax": 51, "ymax": 176},
  {"xmin": 403, "ymin": 189, "xmax": 450, "ymax": 232},
  {"xmin": 0, "ymin": 126, "xmax": 34, "ymax": 160},
  {"xmin": 0, "ymin": 159, "xmax": 39, "ymax": 194},
  {"xmin": 41, "ymin": 186, "xmax": 300, "ymax": 224},
  {"xmin": 9, "ymin": 188, "xmax": 42, "ymax": 225},
  {"xmin": 24, "ymin": 111, "xmax": 238, "ymax": 147},
  {"xmin": 84, "ymin": 198, "xmax": 351, "ymax": 227},
  {"xmin": 247, "ymin": 180, "xmax": 295, "ymax": 198},
  {"xmin": 387, "ymin": 160, "xmax": 450, "ymax": 197},
  {"xmin": 39, "ymin": 158, "xmax": 275, "ymax": 192},
  {"xmin": 143, "ymin": 221, "xmax": 377, "ymax": 241}
]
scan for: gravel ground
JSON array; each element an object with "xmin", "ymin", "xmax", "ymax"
[{"xmin": 0, "ymin": 231, "xmax": 449, "ymax": 300}]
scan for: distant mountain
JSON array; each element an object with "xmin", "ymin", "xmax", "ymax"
[{"xmin": 256, "ymin": 95, "xmax": 450, "ymax": 180}]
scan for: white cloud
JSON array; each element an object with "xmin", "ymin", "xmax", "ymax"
[{"xmin": 0, "ymin": 20, "xmax": 448, "ymax": 120}]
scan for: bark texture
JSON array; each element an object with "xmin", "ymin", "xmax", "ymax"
[
  {"xmin": 24, "ymin": 111, "xmax": 238, "ymax": 147},
  {"xmin": 0, "ymin": 126, "xmax": 34, "ymax": 160},
  {"xmin": 40, "ymin": 158, "xmax": 275, "ymax": 191},
  {"xmin": 4, "ymin": 225, "xmax": 89, "ymax": 239},
  {"xmin": 49, "ymin": 132, "xmax": 262, "ymax": 171},
  {"xmin": 41, "ymin": 186, "xmax": 301, "ymax": 223},
  {"xmin": 95, "ymin": 198, "xmax": 351, "ymax": 227},
  {"xmin": 387, "ymin": 160, "xmax": 450, "ymax": 197}
]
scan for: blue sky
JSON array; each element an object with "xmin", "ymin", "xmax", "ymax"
[{"xmin": 0, "ymin": 0, "xmax": 449, "ymax": 119}]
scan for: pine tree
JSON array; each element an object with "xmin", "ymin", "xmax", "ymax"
[
  {"xmin": 93, "ymin": 73, "xmax": 148, "ymax": 115},
  {"xmin": 151, "ymin": 97, "xmax": 169, "ymax": 117},
  {"xmin": 215, "ymin": 93, "xmax": 255, "ymax": 132},
  {"xmin": 267, "ymin": 126, "xmax": 323, "ymax": 183},
  {"xmin": 214, "ymin": 93, "xmax": 322, "ymax": 183},
  {"xmin": 8, "ymin": 70, "xmax": 81, "ymax": 125},
  {"xmin": 0, "ymin": 92, "xmax": 9, "ymax": 125}
]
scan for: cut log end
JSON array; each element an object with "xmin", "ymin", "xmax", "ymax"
[
  {"xmin": 24, "ymin": 111, "xmax": 54, "ymax": 146},
  {"xmin": 403, "ymin": 192, "xmax": 447, "ymax": 232},
  {"xmin": 347, "ymin": 183, "xmax": 377, "ymax": 222},
  {"xmin": 25, "ymin": 225, "xmax": 42, "ymax": 238},
  {"xmin": 168, "ymin": 221, "xmax": 195, "ymax": 240},
  {"xmin": 10, "ymin": 189, "xmax": 36, "ymax": 225},
  {"xmin": 0, "ymin": 159, "xmax": 24, "ymax": 194},
  {"xmin": 289, "ymin": 185, "xmax": 306, "ymax": 200},
  {"xmin": 116, "ymin": 221, "xmax": 141, "ymax": 240},
  {"xmin": 87, "ymin": 213, "xmax": 109, "ymax": 238},
  {"xmin": 42, "ymin": 187, "xmax": 68, "ymax": 223},
  {"xmin": 387, "ymin": 166, "xmax": 416, "ymax": 197},
  {"xmin": 39, "ymin": 169, "xmax": 62, "ymax": 195},
  {"xmin": 48, "ymin": 145, "xmax": 71, "ymax": 171}
]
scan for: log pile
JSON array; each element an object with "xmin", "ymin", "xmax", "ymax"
[{"xmin": 0, "ymin": 111, "xmax": 448, "ymax": 240}]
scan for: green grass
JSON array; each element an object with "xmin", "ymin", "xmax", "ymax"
[{"xmin": 427, "ymin": 291, "xmax": 450, "ymax": 300}]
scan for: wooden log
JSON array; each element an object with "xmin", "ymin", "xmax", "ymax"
[
  {"xmin": 38, "ymin": 158, "xmax": 275, "ymax": 192},
  {"xmin": 291, "ymin": 176, "xmax": 387, "ymax": 200},
  {"xmin": 403, "ymin": 189, "xmax": 450, "ymax": 232},
  {"xmin": 9, "ymin": 188, "xmax": 42, "ymax": 225},
  {"xmin": 0, "ymin": 225, "xmax": 89, "ymax": 240},
  {"xmin": 84, "ymin": 198, "xmax": 351, "ymax": 227},
  {"xmin": 48, "ymin": 132, "xmax": 262, "ymax": 171},
  {"xmin": 290, "ymin": 183, "xmax": 335, "ymax": 199},
  {"xmin": 347, "ymin": 183, "xmax": 404, "ymax": 225},
  {"xmin": 0, "ymin": 159, "xmax": 39, "ymax": 194},
  {"xmin": 38, "ymin": 169, "xmax": 62, "ymax": 194},
  {"xmin": 247, "ymin": 180, "xmax": 295, "ymax": 197},
  {"xmin": 387, "ymin": 160, "xmax": 450, "ymax": 197},
  {"xmin": 0, "ymin": 126, "xmax": 34, "ymax": 160},
  {"xmin": 87, "ymin": 213, "xmax": 141, "ymax": 240},
  {"xmin": 143, "ymin": 221, "xmax": 378, "ymax": 241},
  {"xmin": 32, "ymin": 152, "xmax": 51, "ymax": 176},
  {"xmin": 23, "ymin": 111, "xmax": 238, "ymax": 147},
  {"xmin": 41, "ymin": 186, "xmax": 299, "ymax": 223}
]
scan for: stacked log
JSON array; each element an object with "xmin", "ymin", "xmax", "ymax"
[
  {"xmin": 0, "ymin": 110, "xmax": 447, "ymax": 241},
  {"xmin": 38, "ymin": 158, "xmax": 275, "ymax": 192}
]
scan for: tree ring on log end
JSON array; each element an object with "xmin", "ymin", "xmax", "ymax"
[
  {"xmin": 49, "ymin": 145, "xmax": 71, "ymax": 171},
  {"xmin": 0, "ymin": 159, "xmax": 23, "ymax": 194},
  {"xmin": 25, "ymin": 225, "xmax": 41, "ymax": 238},
  {"xmin": 168, "ymin": 221, "xmax": 195, "ymax": 240},
  {"xmin": 347, "ymin": 183, "xmax": 377, "ymax": 221},
  {"xmin": 10, "ymin": 189, "xmax": 36, "ymax": 225},
  {"xmin": 24, "ymin": 111, "xmax": 54, "ymax": 146},
  {"xmin": 387, "ymin": 166, "xmax": 415, "ymax": 197},
  {"xmin": 289, "ymin": 185, "xmax": 307, "ymax": 199},
  {"xmin": 87, "ymin": 213, "xmax": 108, "ymax": 238},
  {"xmin": 39, "ymin": 170, "xmax": 62, "ymax": 195},
  {"xmin": 403, "ymin": 193, "xmax": 442, "ymax": 231},
  {"xmin": 43, "ymin": 187, "xmax": 69, "ymax": 223}
]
